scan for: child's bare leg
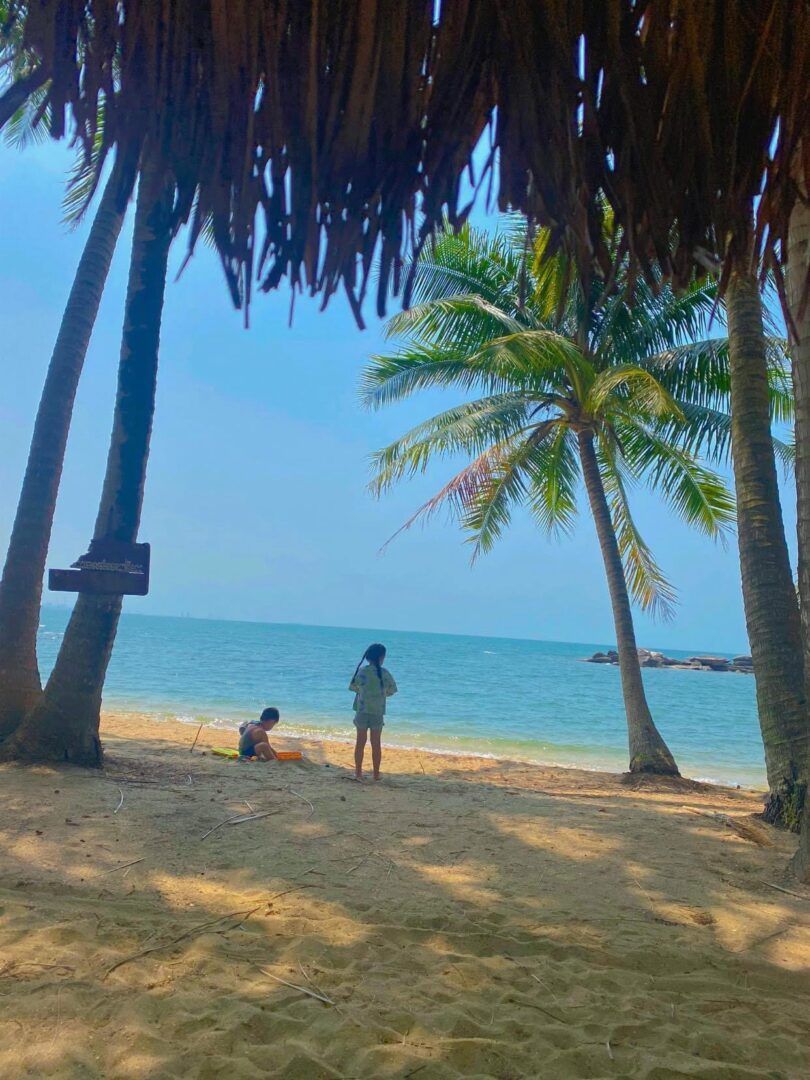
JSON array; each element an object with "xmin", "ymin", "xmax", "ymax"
[
  {"xmin": 255, "ymin": 742, "xmax": 274, "ymax": 761},
  {"xmin": 354, "ymin": 728, "xmax": 367, "ymax": 779},
  {"xmin": 370, "ymin": 729, "xmax": 382, "ymax": 780}
]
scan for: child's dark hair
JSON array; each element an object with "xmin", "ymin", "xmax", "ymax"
[
  {"xmin": 260, "ymin": 707, "xmax": 280, "ymax": 723},
  {"xmin": 353, "ymin": 643, "xmax": 386, "ymax": 689}
]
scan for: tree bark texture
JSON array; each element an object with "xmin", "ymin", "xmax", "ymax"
[
  {"xmin": 726, "ymin": 260, "xmax": 808, "ymax": 831},
  {"xmin": 787, "ymin": 178, "xmax": 810, "ymax": 877}
]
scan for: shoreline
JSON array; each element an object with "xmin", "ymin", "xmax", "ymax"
[
  {"xmin": 35, "ymin": 611, "xmax": 766, "ymax": 792},
  {"xmin": 106, "ymin": 705, "xmax": 768, "ymax": 793}
]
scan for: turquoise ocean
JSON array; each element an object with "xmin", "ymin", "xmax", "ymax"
[{"xmin": 38, "ymin": 607, "xmax": 764, "ymax": 788}]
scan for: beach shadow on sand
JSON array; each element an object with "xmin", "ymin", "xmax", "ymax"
[{"xmin": 0, "ymin": 714, "xmax": 808, "ymax": 1079}]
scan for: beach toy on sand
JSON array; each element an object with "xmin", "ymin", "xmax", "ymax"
[{"xmin": 210, "ymin": 747, "xmax": 303, "ymax": 762}]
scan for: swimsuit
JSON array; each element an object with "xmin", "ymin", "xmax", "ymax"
[{"xmin": 238, "ymin": 721, "xmax": 262, "ymax": 758}]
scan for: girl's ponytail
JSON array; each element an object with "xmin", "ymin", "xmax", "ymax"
[{"xmin": 354, "ymin": 642, "xmax": 387, "ymax": 690}]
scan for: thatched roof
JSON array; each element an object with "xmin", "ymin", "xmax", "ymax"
[{"xmin": 2, "ymin": 2, "xmax": 808, "ymax": 316}]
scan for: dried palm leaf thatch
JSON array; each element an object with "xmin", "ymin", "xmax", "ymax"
[
  {"xmin": 493, "ymin": 0, "xmax": 810, "ymax": 289},
  {"xmin": 1, "ymin": 1, "xmax": 808, "ymax": 316},
  {"xmin": 3, "ymin": 0, "xmax": 496, "ymax": 321}
]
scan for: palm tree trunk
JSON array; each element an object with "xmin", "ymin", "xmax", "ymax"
[
  {"xmin": 577, "ymin": 429, "xmax": 679, "ymax": 775},
  {"xmin": 787, "ymin": 177, "xmax": 810, "ymax": 880},
  {"xmin": 0, "ymin": 159, "xmax": 129, "ymax": 737},
  {"xmin": 0, "ymin": 161, "xmax": 174, "ymax": 767},
  {"xmin": 726, "ymin": 255, "xmax": 808, "ymax": 831}
]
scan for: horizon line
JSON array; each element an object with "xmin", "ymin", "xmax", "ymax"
[{"xmin": 40, "ymin": 602, "xmax": 749, "ymax": 658}]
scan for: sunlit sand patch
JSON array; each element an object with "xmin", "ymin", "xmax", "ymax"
[
  {"xmin": 288, "ymin": 821, "xmax": 332, "ymax": 839},
  {"xmin": 401, "ymin": 858, "xmax": 504, "ymax": 906},
  {"xmin": 488, "ymin": 813, "xmax": 623, "ymax": 860},
  {"xmin": 142, "ymin": 871, "xmax": 370, "ymax": 949},
  {"xmin": 707, "ymin": 897, "xmax": 810, "ymax": 964},
  {"xmin": 147, "ymin": 869, "xmax": 291, "ymax": 909}
]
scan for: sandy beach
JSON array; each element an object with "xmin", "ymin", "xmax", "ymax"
[{"xmin": 1, "ymin": 712, "xmax": 808, "ymax": 1079}]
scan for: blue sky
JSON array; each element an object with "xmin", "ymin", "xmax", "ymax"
[{"xmin": 0, "ymin": 139, "xmax": 796, "ymax": 652}]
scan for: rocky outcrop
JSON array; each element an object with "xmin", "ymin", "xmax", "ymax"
[{"xmin": 584, "ymin": 648, "xmax": 753, "ymax": 673}]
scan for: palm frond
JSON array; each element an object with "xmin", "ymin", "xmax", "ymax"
[
  {"xmin": 615, "ymin": 420, "xmax": 736, "ymax": 537},
  {"xmin": 411, "ymin": 226, "xmax": 525, "ymax": 297},
  {"xmin": 530, "ymin": 227, "xmax": 576, "ymax": 325},
  {"xmin": 368, "ymin": 393, "xmax": 534, "ymax": 494},
  {"xmin": 361, "ymin": 344, "xmax": 534, "ymax": 409},
  {"xmin": 652, "ymin": 401, "xmax": 792, "ymax": 472},
  {"xmin": 598, "ymin": 436, "xmax": 678, "ymax": 620},
  {"xmin": 525, "ymin": 425, "xmax": 579, "ymax": 536},
  {"xmin": 644, "ymin": 335, "xmax": 792, "ymax": 417},
  {"xmin": 593, "ymin": 275, "xmax": 718, "ymax": 366},
  {"xmin": 468, "ymin": 330, "xmax": 586, "ymax": 390},
  {"xmin": 763, "ymin": 340, "xmax": 794, "ymax": 424},
  {"xmin": 377, "ymin": 437, "xmax": 520, "ymax": 553},
  {"xmin": 657, "ymin": 401, "xmax": 734, "ymax": 465},
  {"xmin": 643, "ymin": 338, "xmax": 731, "ymax": 408},
  {"xmin": 361, "ymin": 328, "xmax": 579, "ymax": 410},
  {"xmin": 587, "ymin": 365, "xmax": 682, "ymax": 421},
  {"xmin": 2, "ymin": 81, "xmax": 49, "ymax": 148},
  {"xmin": 62, "ymin": 104, "xmax": 109, "ymax": 227},
  {"xmin": 462, "ymin": 433, "xmax": 550, "ymax": 558},
  {"xmin": 384, "ymin": 294, "xmax": 532, "ymax": 349}
]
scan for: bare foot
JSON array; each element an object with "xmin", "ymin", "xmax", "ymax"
[{"xmin": 373, "ymin": 774, "xmax": 381, "ymax": 782}]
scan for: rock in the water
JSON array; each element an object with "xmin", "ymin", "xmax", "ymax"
[
  {"xmin": 687, "ymin": 655, "xmax": 731, "ymax": 671},
  {"xmin": 638, "ymin": 648, "xmax": 667, "ymax": 668},
  {"xmin": 583, "ymin": 647, "xmax": 748, "ymax": 672}
]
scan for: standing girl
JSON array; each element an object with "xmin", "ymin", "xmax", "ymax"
[{"xmin": 349, "ymin": 643, "xmax": 397, "ymax": 781}]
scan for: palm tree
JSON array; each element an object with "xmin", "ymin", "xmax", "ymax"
[
  {"xmin": 787, "ymin": 165, "xmax": 810, "ymax": 875},
  {"xmin": 632, "ymin": 255, "xmax": 806, "ymax": 829},
  {"xmin": 361, "ymin": 224, "xmax": 739, "ymax": 776},
  {"xmin": 0, "ymin": 158, "xmax": 175, "ymax": 765},
  {"xmin": 0, "ymin": 71, "xmax": 134, "ymax": 734},
  {"xmin": 724, "ymin": 246, "xmax": 807, "ymax": 831},
  {"xmin": 0, "ymin": 154, "xmax": 131, "ymax": 735}
]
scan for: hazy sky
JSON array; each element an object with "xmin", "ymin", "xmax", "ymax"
[{"xmin": 0, "ymin": 139, "xmax": 796, "ymax": 652}]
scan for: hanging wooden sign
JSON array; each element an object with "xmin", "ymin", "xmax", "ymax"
[{"xmin": 49, "ymin": 541, "xmax": 150, "ymax": 596}]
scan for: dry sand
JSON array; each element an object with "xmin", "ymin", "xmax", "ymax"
[{"xmin": 1, "ymin": 711, "xmax": 809, "ymax": 1079}]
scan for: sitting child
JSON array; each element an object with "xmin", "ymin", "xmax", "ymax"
[{"xmin": 238, "ymin": 707, "xmax": 280, "ymax": 760}]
